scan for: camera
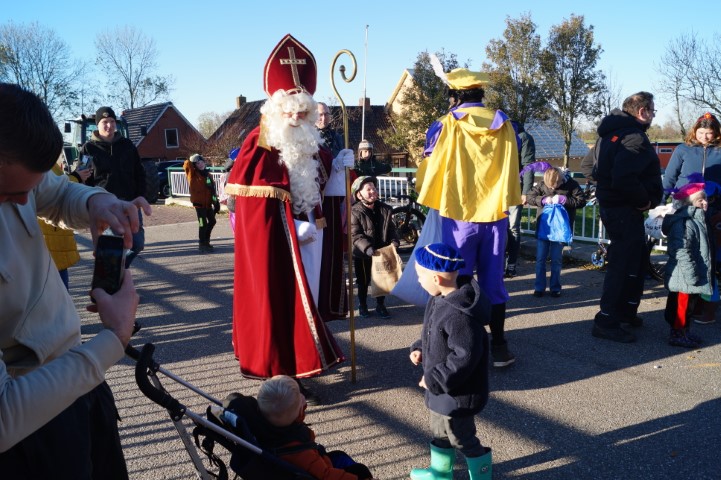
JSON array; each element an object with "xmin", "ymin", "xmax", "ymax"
[{"xmin": 90, "ymin": 234, "xmax": 126, "ymax": 302}]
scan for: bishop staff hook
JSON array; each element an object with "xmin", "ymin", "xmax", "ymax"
[{"xmin": 330, "ymin": 49, "xmax": 358, "ymax": 382}]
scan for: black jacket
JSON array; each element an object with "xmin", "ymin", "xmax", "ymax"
[
  {"xmin": 353, "ymin": 155, "xmax": 391, "ymax": 177},
  {"xmin": 517, "ymin": 127, "xmax": 536, "ymax": 195},
  {"xmin": 594, "ymin": 109, "xmax": 662, "ymax": 209},
  {"xmin": 410, "ymin": 277, "xmax": 490, "ymax": 417},
  {"xmin": 80, "ymin": 132, "xmax": 146, "ymax": 201},
  {"xmin": 350, "ymin": 200, "xmax": 399, "ymax": 258},
  {"xmin": 319, "ymin": 127, "xmax": 344, "ymax": 157},
  {"xmin": 526, "ymin": 176, "xmax": 587, "ymax": 230}
]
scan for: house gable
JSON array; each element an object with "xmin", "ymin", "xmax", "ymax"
[{"xmin": 122, "ymin": 102, "xmax": 206, "ymax": 161}]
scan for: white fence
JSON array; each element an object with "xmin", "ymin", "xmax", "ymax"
[
  {"xmin": 521, "ymin": 203, "xmax": 667, "ymax": 251},
  {"xmin": 376, "ymin": 176, "xmax": 411, "ymax": 203},
  {"xmin": 168, "ymin": 171, "xmax": 408, "ymax": 205},
  {"xmin": 169, "ymin": 169, "xmax": 226, "ymax": 199},
  {"xmin": 168, "ymin": 169, "xmax": 664, "ymax": 249}
]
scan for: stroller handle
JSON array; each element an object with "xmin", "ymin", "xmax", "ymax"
[{"xmin": 130, "ymin": 343, "xmax": 186, "ymax": 418}]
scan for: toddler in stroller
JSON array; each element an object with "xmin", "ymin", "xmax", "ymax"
[{"xmin": 220, "ymin": 375, "xmax": 374, "ymax": 480}]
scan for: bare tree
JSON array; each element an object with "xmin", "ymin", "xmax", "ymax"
[
  {"xmin": 0, "ymin": 21, "xmax": 86, "ymax": 120},
  {"xmin": 657, "ymin": 31, "xmax": 721, "ymax": 136},
  {"xmin": 205, "ymin": 120, "xmax": 248, "ymax": 161},
  {"xmin": 540, "ymin": 14, "xmax": 604, "ymax": 166},
  {"xmin": 95, "ymin": 26, "xmax": 173, "ymax": 110},
  {"xmin": 483, "ymin": 13, "xmax": 548, "ymax": 125},
  {"xmin": 197, "ymin": 111, "xmax": 232, "ymax": 139},
  {"xmin": 597, "ymin": 68, "xmax": 623, "ymax": 117}
]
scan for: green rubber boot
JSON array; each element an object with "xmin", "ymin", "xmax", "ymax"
[
  {"xmin": 410, "ymin": 443, "xmax": 455, "ymax": 480},
  {"xmin": 466, "ymin": 448, "xmax": 492, "ymax": 480}
]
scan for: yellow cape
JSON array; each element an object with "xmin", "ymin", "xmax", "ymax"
[{"xmin": 416, "ymin": 106, "xmax": 521, "ymax": 223}]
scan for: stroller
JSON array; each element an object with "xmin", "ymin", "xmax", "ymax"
[{"xmin": 127, "ymin": 343, "xmax": 314, "ymax": 480}]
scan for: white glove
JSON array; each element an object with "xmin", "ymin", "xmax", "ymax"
[
  {"xmin": 295, "ymin": 220, "xmax": 317, "ymax": 244},
  {"xmin": 332, "ymin": 149, "xmax": 355, "ymax": 170}
]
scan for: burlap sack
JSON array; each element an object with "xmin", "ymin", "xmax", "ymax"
[{"xmin": 370, "ymin": 245, "xmax": 403, "ymax": 297}]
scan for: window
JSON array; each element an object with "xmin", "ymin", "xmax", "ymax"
[
  {"xmin": 659, "ymin": 148, "xmax": 674, "ymax": 154},
  {"xmin": 165, "ymin": 128, "xmax": 179, "ymax": 148}
]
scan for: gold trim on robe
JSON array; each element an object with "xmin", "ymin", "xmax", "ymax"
[{"xmin": 224, "ymin": 183, "xmax": 291, "ymax": 202}]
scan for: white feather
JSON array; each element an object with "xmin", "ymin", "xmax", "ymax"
[{"xmin": 430, "ymin": 54, "xmax": 449, "ymax": 86}]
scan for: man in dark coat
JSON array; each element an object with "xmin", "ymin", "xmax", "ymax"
[
  {"xmin": 592, "ymin": 91, "xmax": 663, "ymax": 343},
  {"xmin": 79, "ymin": 106, "xmax": 147, "ymax": 265},
  {"xmin": 316, "ymin": 102, "xmax": 354, "ymax": 321}
]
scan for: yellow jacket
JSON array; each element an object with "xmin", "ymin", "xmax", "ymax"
[
  {"xmin": 38, "ymin": 165, "xmax": 80, "ymax": 271},
  {"xmin": 417, "ymin": 106, "xmax": 521, "ymax": 222}
]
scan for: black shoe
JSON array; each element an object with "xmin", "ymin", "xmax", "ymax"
[
  {"xmin": 620, "ymin": 316, "xmax": 643, "ymax": 327},
  {"xmin": 550, "ymin": 291, "xmax": 561, "ymax": 298},
  {"xmin": 592, "ymin": 325, "xmax": 636, "ymax": 343},
  {"xmin": 199, "ymin": 243, "xmax": 214, "ymax": 253},
  {"xmin": 504, "ymin": 267, "xmax": 517, "ymax": 279},
  {"xmin": 533, "ymin": 291, "xmax": 544, "ymax": 298},
  {"xmin": 358, "ymin": 305, "xmax": 370, "ymax": 318},
  {"xmin": 375, "ymin": 304, "xmax": 391, "ymax": 319},
  {"xmin": 490, "ymin": 343, "xmax": 516, "ymax": 367}
]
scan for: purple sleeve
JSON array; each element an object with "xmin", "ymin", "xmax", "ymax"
[{"xmin": 424, "ymin": 120, "xmax": 443, "ymax": 157}]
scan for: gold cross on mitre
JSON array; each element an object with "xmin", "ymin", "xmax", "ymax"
[
  {"xmin": 263, "ymin": 34, "xmax": 317, "ymax": 96},
  {"xmin": 280, "ymin": 47, "xmax": 306, "ymax": 89}
]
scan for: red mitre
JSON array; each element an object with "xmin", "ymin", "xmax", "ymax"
[{"xmin": 264, "ymin": 34, "xmax": 317, "ymax": 97}]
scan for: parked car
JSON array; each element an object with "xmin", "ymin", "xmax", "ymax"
[{"xmin": 158, "ymin": 160, "xmax": 185, "ymax": 198}]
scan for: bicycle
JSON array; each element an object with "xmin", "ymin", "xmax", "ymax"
[
  {"xmin": 390, "ymin": 194, "xmax": 426, "ymax": 253},
  {"xmin": 587, "ymin": 185, "xmax": 665, "ymax": 282}
]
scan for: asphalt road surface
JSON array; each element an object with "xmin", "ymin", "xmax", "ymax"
[{"xmin": 67, "ymin": 205, "xmax": 721, "ymax": 479}]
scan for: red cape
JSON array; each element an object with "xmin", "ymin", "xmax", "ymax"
[{"xmin": 225, "ymin": 126, "xmax": 344, "ymax": 379}]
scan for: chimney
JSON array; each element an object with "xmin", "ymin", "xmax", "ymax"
[
  {"xmin": 359, "ymin": 97, "xmax": 371, "ymax": 109},
  {"xmin": 236, "ymin": 95, "xmax": 246, "ymax": 109}
]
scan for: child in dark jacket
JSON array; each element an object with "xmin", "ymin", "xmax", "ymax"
[
  {"xmin": 526, "ymin": 166, "xmax": 586, "ymax": 297},
  {"xmin": 222, "ymin": 375, "xmax": 374, "ymax": 480},
  {"xmin": 409, "ymin": 243, "xmax": 492, "ymax": 480},
  {"xmin": 662, "ymin": 183, "xmax": 712, "ymax": 348},
  {"xmin": 350, "ymin": 176, "xmax": 399, "ymax": 319}
]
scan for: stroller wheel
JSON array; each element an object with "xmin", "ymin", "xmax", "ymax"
[{"xmin": 591, "ymin": 251, "xmax": 606, "ymax": 267}]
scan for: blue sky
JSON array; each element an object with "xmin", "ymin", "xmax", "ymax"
[{"xmin": 3, "ymin": 1, "xmax": 702, "ymax": 128}]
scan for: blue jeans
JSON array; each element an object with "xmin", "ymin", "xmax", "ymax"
[{"xmin": 535, "ymin": 239, "xmax": 562, "ymax": 293}]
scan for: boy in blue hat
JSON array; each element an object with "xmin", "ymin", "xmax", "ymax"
[{"xmin": 409, "ymin": 243, "xmax": 493, "ymax": 479}]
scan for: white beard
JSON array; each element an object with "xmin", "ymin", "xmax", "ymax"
[{"xmin": 264, "ymin": 113, "xmax": 322, "ymax": 216}]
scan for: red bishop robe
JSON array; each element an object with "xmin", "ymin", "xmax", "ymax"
[{"xmin": 225, "ymin": 125, "xmax": 345, "ymax": 379}]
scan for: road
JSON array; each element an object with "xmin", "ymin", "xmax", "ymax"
[{"xmin": 67, "ymin": 205, "xmax": 721, "ymax": 479}]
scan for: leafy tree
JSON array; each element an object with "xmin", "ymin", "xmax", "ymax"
[
  {"xmin": 95, "ymin": 26, "xmax": 174, "ymax": 110},
  {"xmin": 540, "ymin": 14, "xmax": 604, "ymax": 166},
  {"xmin": 483, "ymin": 13, "xmax": 548, "ymax": 125},
  {"xmin": 657, "ymin": 31, "xmax": 721, "ymax": 136},
  {"xmin": 382, "ymin": 50, "xmax": 461, "ymax": 164},
  {"xmin": 0, "ymin": 21, "xmax": 86, "ymax": 120}
]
